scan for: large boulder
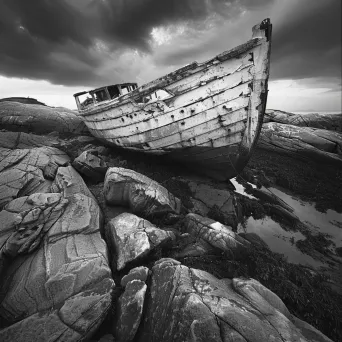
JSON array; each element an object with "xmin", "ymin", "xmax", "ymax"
[
  {"xmin": 105, "ymin": 213, "xmax": 176, "ymax": 270},
  {"xmin": 264, "ymin": 110, "xmax": 342, "ymax": 132},
  {"xmin": 0, "ymin": 101, "xmax": 88, "ymax": 134},
  {"xmin": 138, "ymin": 258, "xmax": 333, "ymax": 342},
  {"xmin": 258, "ymin": 122, "xmax": 342, "ymax": 165},
  {"xmin": 0, "ymin": 192, "xmax": 114, "ymax": 341},
  {"xmin": 104, "ymin": 168, "xmax": 182, "ymax": 218},
  {"xmin": 182, "ymin": 213, "xmax": 250, "ymax": 258}
]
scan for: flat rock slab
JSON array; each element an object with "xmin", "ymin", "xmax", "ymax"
[
  {"xmin": 0, "ymin": 101, "xmax": 88, "ymax": 134},
  {"xmin": 180, "ymin": 177, "xmax": 238, "ymax": 228},
  {"xmin": 259, "ymin": 122, "xmax": 342, "ymax": 166},
  {"xmin": 0, "ymin": 192, "xmax": 114, "ymax": 341},
  {"xmin": 264, "ymin": 110, "xmax": 342, "ymax": 132},
  {"xmin": 138, "ymin": 258, "xmax": 333, "ymax": 342},
  {"xmin": 0, "ymin": 146, "xmax": 70, "ymax": 209},
  {"xmin": 105, "ymin": 213, "xmax": 176, "ymax": 270},
  {"xmin": 104, "ymin": 168, "xmax": 181, "ymax": 218}
]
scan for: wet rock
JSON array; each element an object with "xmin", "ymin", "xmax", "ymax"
[
  {"xmin": 121, "ymin": 266, "xmax": 149, "ymax": 287},
  {"xmin": 0, "ymin": 192, "xmax": 114, "ymax": 341},
  {"xmin": 104, "ymin": 168, "xmax": 181, "ymax": 218},
  {"xmin": 105, "ymin": 213, "xmax": 176, "ymax": 270},
  {"xmin": 181, "ymin": 177, "xmax": 238, "ymax": 228},
  {"xmin": 265, "ymin": 203, "xmax": 300, "ymax": 223},
  {"xmin": 0, "ymin": 101, "xmax": 88, "ymax": 134},
  {"xmin": 264, "ymin": 110, "xmax": 342, "ymax": 132},
  {"xmin": 183, "ymin": 213, "xmax": 250, "ymax": 258},
  {"xmin": 259, "ymin": 122, "xmax": 342, "ymax": 166},
  {"xmin": 0, "ymin": 146, "xmax": 69, "ymax": 209},
  {"xmin": 239, "ymin": 232, "xmax": 269, "ymax": 249},
  {"xmin": 72, "ymin": 150, "xmax": 108, "ymax": 182},
  {"xmin": 115, "ymin": 280, "xmax": 147, "ymax": 342},
  {"xmin": 138, "ymin": 258, "xmax": 332, "ymax": 342}
]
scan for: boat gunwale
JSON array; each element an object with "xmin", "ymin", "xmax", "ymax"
[{"xmin": 77, "ymin": 37, "xmax": 264, "ymax": 116}]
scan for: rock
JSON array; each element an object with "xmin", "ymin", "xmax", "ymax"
[
  {"xmin": 239, "ymin": 232, "xmax": 269, "ymax": 249},
  {"xmin": 104, "ymin": 168, "xmax": 181, "ymax": 218},
  {"xmin": 250, "ymin": 187, "xmax": 294, "ymax": 212},
  {"xmin": 181, "ymin": 177, "xmax": 238, "ymax": 228},
  {"xmin": 115, "ymin": 280, "xmax": 147, "ymax": 342},
  {"xmin": 0, "ymin": 131, "xmax": 60, "ymax": 149},
  {"xmin": 121, "ymin": 266, "xmax": 150, "ymax": 287},
  {"xmin": 105, "ymin": 213, "xmax": 176, "ymax": 270},
  {"xmin": 0, "ymin": 101, "xmax": 88, "ymax": 134},
  {"xmin": 138, "ymin": 258, "xmax": 332, "ymax": 342},
  {"xmin": 72, "ymin": 150, "xmax": 108, "ymax": 182},
  {"xmin": 259, "ymin": 122, "xmax": 342, "ymax": 166},
  {"xmin": 0, "ymin": 146, "xmax": 69, "ymax": 209},
  {"xmin": 265, "ymin": 203, "xmax": 300, "ymax": 223},
  {"xmin": 264, "ymin": 110, "xmax": 342, "ymax": 132},
  {"xmin": 0, "ymin": 192, "xmax": 114, "ymax": 341},
  {"xmin": 51, "ymin": 165, "xmax": 96, "ymax": 200},
  {"xmin": 183, "ymin": 213, "xmax": 250, "ymax": 258}
]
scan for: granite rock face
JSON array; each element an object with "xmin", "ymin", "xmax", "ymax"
[
  {"xmin": 104, "ymin": 168, "xmax": 182, "ymax": 218},
  {"xmin": 264, "ymin": 110, "xmax": 342, "ymax": 132},
  {"xmin": 0, "ymin": 192, "xmax": 114, "ymax": 341},
  {"xmin": 0, "ymin": 145, "xmax": 70, "ymax": 209},
  {"xmin": 0, "ymin": 101, "xmax": 88, "ymax": 134},
  {"xmin": 105, "ymin": 213, "xmax": 176, "ymax": 270},
  {"xmin": 138, "ymin": 258, "xmax": 333, "ymax": 342},
  {"xmin": 259, "ymin": 122, "xmax": 342, "ymax": 165}
]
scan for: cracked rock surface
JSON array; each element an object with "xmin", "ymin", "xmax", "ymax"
[
  {"xmin": 0, "ymin": 191, "xmax": 114, "ymax": 341},
  {"xmin": 104, "ymin": 168, "xmax": 182, "ymax": 218},
  {"xmin": 0, "ymin": 144, "xmax": 70, "ymax": 209},
  {"xmin": 0, "ymin": 101, "xmax": 88, "ymax": 134},
  {"xmin": 259, "ymin": 122, "xmax": 342, "ymax": 166},
  {"xmin": 138, "ymin": 258, "xmax": 332, "ymax": 342},
  {"xmin": 105, "ymin": 213, "xmax": 176, "ymax": 270},
  {"xmin": 264, "ymin": 110, "xmax": 342, "ymax": 132}
]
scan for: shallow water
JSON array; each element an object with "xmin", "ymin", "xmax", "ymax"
[
  {"xmin": 270, "ymin": 187, "xmax": 342, "ymax": 249},
  {"xmin": 235, "ymin": 183, "xmax": 342, "ymax": 269},
  {"xmin": 238, "ymin": 217, "xmax": 324, "ymax": 268}
]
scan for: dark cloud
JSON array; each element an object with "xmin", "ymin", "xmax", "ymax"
[
  {"xmin": 271, "ymin": 0, "xmax": 341, "ymax": 80},
  {"xmin": 0, "ymin": 0, "xmax": 340, "ymax": 88}
]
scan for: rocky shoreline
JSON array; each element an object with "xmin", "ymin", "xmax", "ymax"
[{"xmin": 0, "ymin": 99, "xmax": 341, "ymax": 341}]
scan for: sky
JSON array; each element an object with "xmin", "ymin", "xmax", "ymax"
[{"xmin": 0, "ymin": 0, "xmax": 341, "ymax": 112}]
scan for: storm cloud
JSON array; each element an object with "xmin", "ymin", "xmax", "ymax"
[{"xmin": 0, "ymin": 0, "xmax": 340, "ymax": 88}]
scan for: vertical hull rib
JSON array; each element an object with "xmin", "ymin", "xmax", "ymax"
[{"xmin": 75, "ymin": 19, "xmax": 272, "ymax": 180}]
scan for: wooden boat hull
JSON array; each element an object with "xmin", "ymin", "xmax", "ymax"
[{"xmin": 76, "ymin": 19, "xmax": 272, "ymax": 181}]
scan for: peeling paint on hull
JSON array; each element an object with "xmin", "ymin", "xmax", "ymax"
[{"xmin": 76, "ymin": 19, "xmax": 272, "ymax": 181}]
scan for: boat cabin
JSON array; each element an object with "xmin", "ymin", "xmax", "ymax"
[{"xmin": 73, "ymin": 83, "xmax": 138, "ymax": 110}]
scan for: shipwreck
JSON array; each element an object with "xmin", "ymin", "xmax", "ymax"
[{"xmin": 74, "ymin": 19, "xmax": 272, "ymax": 180}]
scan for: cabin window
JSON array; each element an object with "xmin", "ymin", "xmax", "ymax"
[
  {"xmin": 77, "ymin": 93, "xmax": 94, "ymax": 109},
  {"xmin": 94, "ymin": 89, "xmax": 109, "ymax": 103},
  {"xmin": 108, "ymin": 86, "xmax": 120, "ymax": 99}
]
